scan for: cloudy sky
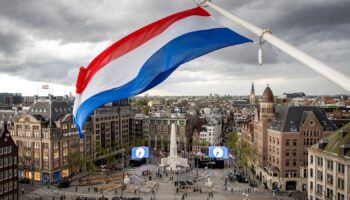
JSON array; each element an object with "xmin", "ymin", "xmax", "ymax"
[{"xmin": 0, "ymin": 0, "xmax": 349, "ymax": 96}]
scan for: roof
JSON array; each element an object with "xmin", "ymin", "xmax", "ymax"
[
  {"xmin": 270, "ymin": 106, "xmax": 337, "ymax": 132},
  {"xmin": 261, "ymin": 86, "xmax": 274, "ymax": 103},
  {"xmin": 310, "ymin": 123, "xmax": 350, "ymax": 156},
  {"xmin": 0, "ymin": 110, "xmax": 25, "ymax": 123},
  {"xmin": 26, "ymin": 97, "xmax": 72, "ymax": 127}
]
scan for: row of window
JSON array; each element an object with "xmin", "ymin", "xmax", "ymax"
[
  {"xmin": 285, "ymin": 139, "xmax": 297, "ymax": 146},
  {"xmin": 310, "ymin": 156, "xmax": 345, "ymax": 173},
  {"xmin": 303, "ymin": 129, "xmax": 320, "ymax": 137},
  {"xmin": 0, "ymin": 168, "xmax": 17, "ymax": 181},
  {"xmin": 310, "ymin": 178, "xmax": 345, "ymax": 191},
  {"xmin": 0, "ymin": 156, "xmax": 17, "ymax": 168},
  {"xmin": 269, "ymin": 136, "xmax": 279, "ymax": 145},
  {"xmin": 0, "ymin": 181, "xmax": 17, "ymax": 194},
  {"xmin": 0, "ymin": 146, "xmax": 12, "ymax": 155}
]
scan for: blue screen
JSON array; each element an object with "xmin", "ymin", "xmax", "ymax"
[
  {"xmin": 131, "ymin": 146, "xmax": 149, "ymax": 160},
  {"xmin": 208, "ymin": 146, "xmax": 228, "ymax": 159}
]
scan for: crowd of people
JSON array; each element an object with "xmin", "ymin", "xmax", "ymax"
[{"xmin": 224, "ymin": 187, "xmax": 265, "ymax": 194}]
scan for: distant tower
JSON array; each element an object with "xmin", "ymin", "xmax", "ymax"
[
  {"xmin": 250, "ymin": 82, "xmax": 256, "ymax": 105},
  {"xmin": 260, "ymin": 84, "xmax": 275, "ymax": 120}
]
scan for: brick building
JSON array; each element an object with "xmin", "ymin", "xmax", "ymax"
[
  {"xmin": 242, "ymin": 85, "xmax": 337, "ymax": 191},
  {"xmin": 0, "ymin": 123, "xmax": 18, "ymax": 200}
]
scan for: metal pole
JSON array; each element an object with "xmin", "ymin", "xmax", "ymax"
[
  {"xmin": 204, "ymin": 0, "xmax": 350, "ymax": 93},
  {"xmin": 121, "ymin": 150, "xmax": 125, "ymax": 198}
]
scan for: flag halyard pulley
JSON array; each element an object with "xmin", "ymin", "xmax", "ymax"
[{"xmin": 258, "ymin": 29, "xmax": 272, "ymax": 66}]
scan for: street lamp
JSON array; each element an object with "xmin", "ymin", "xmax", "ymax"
[{"xmin": 121, "ymin": 149, "xmax": 125, "ymax": 198}]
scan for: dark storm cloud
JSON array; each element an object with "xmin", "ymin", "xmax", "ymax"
[{"xmin": 0, "ymin": 0, "xmax": 349, "ymax": 94}]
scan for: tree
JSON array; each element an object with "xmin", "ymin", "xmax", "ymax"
[
  {"xmin": 135, "ymin": 138, "xmax": 146, "ymax": 147},
  {"xmin": 67, "ymin": 150, "xmax": 81, "ymax": 177}
]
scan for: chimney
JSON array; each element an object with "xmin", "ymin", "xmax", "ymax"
[
  {"xmin": 339, "ymin": 144, "xmax": 350, "ymax": 156},
  {"xmin": 34, "ymin": 95, "xmax": 38, "ymax": 104},
  {"xmin": 318, "ymin": 138, "xmax": 328, "ymax": 150},
  {"xmin": 339, "ymin": 129, "xmax": 347, "ymax": 139}
]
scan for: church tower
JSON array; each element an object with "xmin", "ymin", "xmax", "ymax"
[
  {"xmin": 260, "ymin": 84, "xmax": 275, "ymax": 121},
  {"xmin": 250, "ymin": 82, "xmax": 256, "ymax": 105},
  {"xmin": 255, "ymin": 84, "xmax": 275, "ymax": 168}
]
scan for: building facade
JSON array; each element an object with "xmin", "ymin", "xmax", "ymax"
[
  {"xmin": 148, "ymin": 113, "xmax": 193, "ymax": 152},
  {"xmin": 308, "ymin": 125, "xmax": 350, "ymax": 200},
  {"xmin": 199, "ymin": 120, "xmax": 222, "ymax": 146},
  {"xmin": 0, "ymin": 124, "xmax": 18, "ymax": 200},
  {"xmin": 90, "ymin": 100, "xmax": 133, "ymax": 159},
  {"xmin": 10, "ymin": 97, "xmax": 92, "ymax": 183}
]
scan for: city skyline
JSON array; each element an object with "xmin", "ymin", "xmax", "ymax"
[{"xmin": 0, "ymin": 0, "xmax": 349, "ymax": 96}]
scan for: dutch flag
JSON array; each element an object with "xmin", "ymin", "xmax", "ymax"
[{"xmin": 73, "ymin": 7, "xmax": 251, "ymax": 137}]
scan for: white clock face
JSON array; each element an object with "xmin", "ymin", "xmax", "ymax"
[
  {"xmin": 213, "ymin": 147, "xmax": 224, "ymax": 158},
  {"xmin": 136, "ymin": 147, "xmax": 145, "ymax": 158}
]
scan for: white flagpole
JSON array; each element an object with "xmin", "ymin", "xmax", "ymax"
[{"xmin": 204, "ymin": 0, "xmax": 350, "ymax": 93}]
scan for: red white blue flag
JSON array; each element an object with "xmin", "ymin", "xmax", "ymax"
[{"xmin": 73, "ymin": 7, "xmax": 251, "ymax": 137}]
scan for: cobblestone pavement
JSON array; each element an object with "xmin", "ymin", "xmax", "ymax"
[{"xmin": 21, "ymin": 166, "xmax": 281, "ymax": 200}]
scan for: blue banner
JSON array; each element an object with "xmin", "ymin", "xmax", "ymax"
[
  {"xmin": 53, "ymin": 171, "xmax": 61, "ymax": 183},
  {"xmin": 131, "ymin": 146, "xmax": 149, "ymax": 160},
  {"xmin": 42, "ymin": 173, "xmax": 49, "ymax": 183},
  {"xmin": 208, "ymin": 146, "xmax": 228, "ymax": 159}
]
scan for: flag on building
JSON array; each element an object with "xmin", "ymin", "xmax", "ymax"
[{"xmin": 73, "ymin": 6, "xmax": 252, "ymax": 137}]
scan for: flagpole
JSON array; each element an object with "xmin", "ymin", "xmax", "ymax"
[{"xmin": 203, "ymin": 0, "xmax": 350, "ymax": 93}]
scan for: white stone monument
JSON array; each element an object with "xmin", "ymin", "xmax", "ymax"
[{"xmin": 160, "ymin": 123, "xmax": 189, "ymax": 171}]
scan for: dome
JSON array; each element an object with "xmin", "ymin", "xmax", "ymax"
[{"xmin": 261, "ymin": 85, "xmax": 274, "ymax": 103}]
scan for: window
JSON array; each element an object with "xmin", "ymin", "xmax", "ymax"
[
  {"xmin": 316, "ymin": 184, "xmax": 323, "ymax": 195},
  {"xmin": 327, "ymin": 160, "xmax": 333, "ymax": 170},
  {"xmin": 317, "ymin": 157, "xmax": 323, "ymax": 166},
  {"xmin": 8, "ymin": 156, "xmax": 12, "ymax": 166},
  {"xmin": 303, "ymin": 169, "xmax": 307, "ymax": 178},
  {"xmin": 3, "ymin": 183, "xmax": 7, "ymax": 192},
  {"xmin": 293, "ymin": 139, "xmax": 297, "ymax": 146},
  {"xmin": 338, "ymin": 193, "xmax": 344, "ymax": 200},
  {"xmin": 8, "ymin": 169, "xmax": 12, "ymax": 178},
  {"xmin": 293, "ymin": 160, "xmax": 297, "ymax": 166},
  {"xmin": 317, "ymin": 170, "xmax": 323, "ymax": 181},
  {"xmin": 309, "ymin": 168, "xmax": 313, "ymax": 177},
  {"xmin": 310, "ymin": 155, "xmax": 314, "ymax": 164},
  {"xmin": 286, "ymin": 139, "xmax": 290, "ymax": 146},
  {"xmin": 337, "ymin": 178, "xmax": 344, "ymax": 190},
  {"xmin": 286, "ymin": 160, "xmax": 289, "ymax": 166},
  {"xmin": 286, "ymin": 151, "xmax": 289, "ymax": 156},
  {"xmin": 4, "ymin": 170, "xmax": 7, "ymax": 180},
  {"xmin": 327, "ymin": 174, "xmax": 333, "ymax": 185},
  {"xmin": 326, "ymin": 188, "xmax": 333, "ymax": 200},
  {"xmin": 338, "ymin": 164, "xmax": 344, "ymax": 174},
  {"xmin": 310, "ymin": 181, "xmax": 313, "ymax": 190},
  {"xmin": 3, "ymin": 157, "xmax": 7, "ymax": 167}
]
